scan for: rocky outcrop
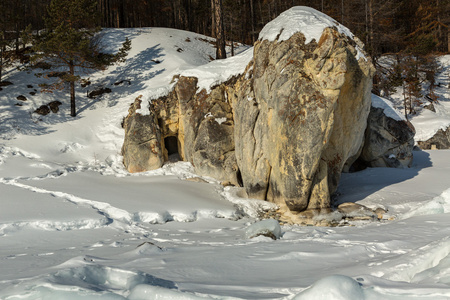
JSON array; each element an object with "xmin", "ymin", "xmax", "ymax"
[
  {"xmin": 122, "ymin": 21, "xmax": 375, "ymax": 216},
  {"xmin": 233, "ymin": 28, "xmax": 374, "ymax": 213},
  {"xmin": 417, "ymin": 126, "xmax": 450, "ymax": 150},
  {"xmin": 358, "ymin": 106, "xmax": 415, "ymax": 168}
]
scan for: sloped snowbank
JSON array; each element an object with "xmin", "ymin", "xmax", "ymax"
[
  {"xmin": 401, "ymin": 187, "xmax": 450, "ymax": 219},
  {"xmin": 180, "ymin": 47, "xmax": 253, "ymax": 92}
]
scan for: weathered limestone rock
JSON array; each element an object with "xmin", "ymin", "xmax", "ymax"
[
  {"xmin": 122, "ymin": 8, "xmax": 378, "ymax": 217},
  {"xmin": 234, "ymin": 28, "xmax": 374, "ymax": 213},
  {"xmin": 122, "ymin": 96, "xmax": 164, "ymax": 173},
  {"xmin": 359, "ymin": 106, "xmax": 415, "ymax": 168},
  {"xmin": 417, "ymin": 126, "xmax": 450, "ymax": 149}
]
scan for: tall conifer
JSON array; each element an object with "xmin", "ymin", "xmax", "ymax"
[{"xmin": 33, "ymin": 0, "xmax": 131, "ymax": 117}]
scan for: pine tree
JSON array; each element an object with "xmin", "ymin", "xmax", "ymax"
[
  {"xmin": 402, "ymin": 55, "xmax": 422, "ymax": 117},
  {"xmin": 33, "ymin": 0, "xmax": 131, "ymax": 117}
]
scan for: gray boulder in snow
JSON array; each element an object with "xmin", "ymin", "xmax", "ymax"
[
  {"xmin": 358, "ymin": 106, "xmax": 415, "ymax": 168},
  {"xmin": 417, "ymin": 126, "xmax": 450, "ymax": 150}
]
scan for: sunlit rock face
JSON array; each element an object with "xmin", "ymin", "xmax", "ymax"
[{"xmin": 122, "ymin": 6, "xmax": 375, "ymax": 216}]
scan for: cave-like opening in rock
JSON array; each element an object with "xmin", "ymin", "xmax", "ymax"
[
  {"xmin": 236, "ymin": 168, "xmax": 243, "ymax": 187},
  {"xmin": 164, "ymin": 136, "xmax": 180, "ymax": 161}
]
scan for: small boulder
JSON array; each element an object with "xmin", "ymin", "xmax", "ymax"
[
  {"xmin": 423, "ymin": 102, "xmax": 436, "ymax": 112},
  {"xmin": 17, "ymin": 95, "xmax": 27, "ymax": 101},
  {"xmin": 417, "ymin": 126, "xmax": 450, "ymax": 150},
  {"xmin": 81, "ymin": 80, "xmax": 91, "ymax": 88},
  {"xmin": 356, "ymin": 95, "xmax": 415, "ymax": 168},
  {"xmin": 48, "ymin": 101, "xmax": 62, "ymax": 113},
  {"xmin": 88, "ymin": 87, "xmax": 112, "ymax": 99},
  {"xmin": 245, "ymin": 219, "xmax": 282, "ymax": 240},
  {"xmin": 47, "ymin": 71, "xmax": 67, "ymax": 78},
  {"xmin": 35, "ymin": 105, "xmax": 50, "ymax": 116},
  {"xmin": 113, "ymin": 80, "xmax": 131, "ymax": 86},
  {"xmin": 337, "ymin": 202, "xmax": 377, "ymax": 220},
  {"xmin": 374, "ymin": 207, "xmax": 388, "ymax": 219}
]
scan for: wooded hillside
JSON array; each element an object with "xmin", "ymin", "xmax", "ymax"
[{"xmin": 1, "ymin": 0, "xmax": 449, "ymax": 58}]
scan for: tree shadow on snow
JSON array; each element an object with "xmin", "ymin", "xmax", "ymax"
[
  {"xmin": 77, "ymin": 43, "xmax": 166, "ymax": 113},
  {"xmin": 334, "ymin": 150, "xmax": 432, "ymax": 206},
  {"xmin": 0, "ymin": 28, "xmax": 165, "ymax": 140}
]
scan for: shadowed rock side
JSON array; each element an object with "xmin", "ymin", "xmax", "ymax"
[
  {"xmin": 358, "ymin": 106, "xmax": 415, "ymax": 168},
  {"xmin": 122, "ymin": 26, "xmax": 376, "ymax": 216}
]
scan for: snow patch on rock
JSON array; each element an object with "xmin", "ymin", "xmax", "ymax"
[
  {"xmin": 371, "ymin": 94, "xmax": 405, "ymax": 121},
  {"xmin": 245, "ymin": 219, "xmax": 282, "ymax": 240},
  {"xmin": 258, "ymin": 6, "xmax": 366, "ymax": 60}
]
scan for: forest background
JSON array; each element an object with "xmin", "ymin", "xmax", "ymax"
[{"xmin": 1, "ymin": 0, "xmax": 450, "ymax": 105}]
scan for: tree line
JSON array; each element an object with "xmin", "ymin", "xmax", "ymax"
[
  {"xmin": 1, "ymin": 0, "xmax": 449, "ymax": 117},
  {"xmin": 1, "ymin": 0, "xmax": 449, "ymax": 56}
]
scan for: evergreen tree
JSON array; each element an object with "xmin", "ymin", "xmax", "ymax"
[{"xmin": 33, "ymin": 0, "xmax": 131, "ymax": 117}]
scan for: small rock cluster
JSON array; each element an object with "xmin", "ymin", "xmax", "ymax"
[{"xmin": 35, "ymin": 101, "xmax": 62, "ymax": 115}]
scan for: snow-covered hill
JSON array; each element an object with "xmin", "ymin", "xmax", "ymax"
[
  {"xmin": 1, "ymin": 21, "xmax": 450, "ymax": 299},
  {"xmin": 382, "ymin": 55, "xmax": 450, "ymax": 143}
]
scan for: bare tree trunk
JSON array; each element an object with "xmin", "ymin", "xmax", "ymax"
[
  {"xmin": 258, "ymin": 1, "xmax": 265, "ymax": 25},
  {"xmin": 437, "ymin": 0, "xmax": 443, "ymax": 51},
  {"xmin": 230, "ymin": 15, "xmax": 234, "ymax": 56},
  {"xmin": 365, "ymin": 0, "xmax": 369, "ymax": 47},
  {"xmin": 214, "ymin": 0, "xmax": 226, "ymax": 59},
  {"xmin": 249, "ymin": 0, "xmax": 255, "ymax": 44},
  {"xmin": 0, "ymin": 49, "xmax": 3, "ymax": 82},
  {"xmin": 369, "ymin": 0, "xmax": 374, "ymax": 54},
  {"xmin": 402, "ymin": 83, "xmax": 408, "ymax": 120},
  {"xmin": 211, "ymin": 0, "xmax": 216, "ymax": 38},
  {"xmin": 448, "ymin": 27, "xmax": 450, "ymax": 52},
  {"xmin": 69, "ymin": 61, "xmax": 76, "ymax": 117}
]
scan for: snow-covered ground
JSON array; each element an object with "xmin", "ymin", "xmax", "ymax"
[
  {"xmin": 1, "ymin": 9, "xmax": 450, "ymax": 299},
  {"xmin": 385, "ymin": 55, "xmax": 450, "ymax": 142}
]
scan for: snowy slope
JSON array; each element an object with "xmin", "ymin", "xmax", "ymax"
[
  {"xmin": 1, "ymin": 9, "xmax": 450, "ymax": 299},
  {"xmin": 387, "ymin": 55, "xmax": 450, "ymax": 142}
]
